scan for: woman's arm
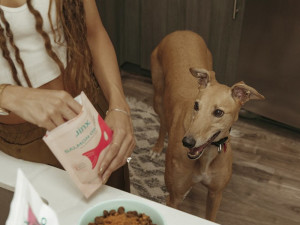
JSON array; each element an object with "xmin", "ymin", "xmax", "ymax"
[{"xmin": 83, "ymin": 0, "xmax": 135, "ymax": 183}]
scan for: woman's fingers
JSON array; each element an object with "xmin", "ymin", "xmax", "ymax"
[
  {"xmin": 55, "ymin": 90, "xmax": 82, "ymax": 120},
  {"xmin": 66, "ymin": 95, "xmax": 82, "ymax": 114},
  {"xmin": 50, "ymin": 114, "xmax": 65, "ymax": 127},
  {"xmin": 99, "ymin": 136, "xmax": 125, "ymax": 176},
  {"xmin": 99, "ymin": 132, "xmax": 134, "ymax": 183},
  {"xmin": 100, "ymin": 143, "xmax": 123, "ymax": 183},
  {"xmin": 38, "ymin": 95, "xmax": 81, "ymax": 129},
  {"xmin": 61, "ymin": 103, "xmax": 81, "ymax": 121},
  {"xmin": 42, "ymin": 119, "xmax": 57, "ymax": 131},
  {"xmin": 99, "ymin": 142, "xmax": 120, "ymax": 176}
]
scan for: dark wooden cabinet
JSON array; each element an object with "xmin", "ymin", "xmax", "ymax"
[
  {"xmin": 97, "ymin": 0, "xmax": 300, "ymax": 129},
  {"xmin": 235, "ymin": 0, "xmax": 300, "ymax": 129},
  {"xmin": 97, "ymin": 0, "xmax": 246, "ymax": 84}
]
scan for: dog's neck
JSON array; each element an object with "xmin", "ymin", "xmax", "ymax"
[
  {"xmin": 194, "ymin": 145, "xmax": 219, "ymax": 172},
  {"xmin": 197, "ymin": 138, "xmax": 229, "ymax": 171},
  {"xmin": 212, "ymin": 136, "xmax": 229, "ymax": 153}
]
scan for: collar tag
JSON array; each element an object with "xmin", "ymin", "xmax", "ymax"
[
  {"xmin": 217, "ymin": 144, "xmax": 222, "ymax": 153},
  {"xmin": 217, "ymin": 143, "xmax": 227, "ymax": 153}
]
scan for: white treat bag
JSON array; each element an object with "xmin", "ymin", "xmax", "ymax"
[
  {"xmin": 6, "ymin": 169, "xmax": 59, "ymax": 225},
  {"xmin": 43, "ymin": 92, "xmax": 112, "ymax": 198}
]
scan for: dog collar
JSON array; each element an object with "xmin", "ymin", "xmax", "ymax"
[{"xmin": 211, "ymin": 137, "xmax": 228, "ymax": 153}]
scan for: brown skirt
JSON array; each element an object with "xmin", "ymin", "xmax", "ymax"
[{"xmin": 0, "ymin": 87, "xmax": 130, "ymax": 192}]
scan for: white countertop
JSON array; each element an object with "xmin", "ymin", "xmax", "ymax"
[{"xmin": 0, "ymin": 151, "xmax": 218, "ymax": 225}]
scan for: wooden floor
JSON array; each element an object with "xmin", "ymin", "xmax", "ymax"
[{"xmin": 121, "ymin": 71, "xmax": 300, "ymax": 225}]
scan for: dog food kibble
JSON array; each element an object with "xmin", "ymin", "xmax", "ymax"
[{"xmin": 88, "ymin": 206, "xmax": 157, "ymax": 225}]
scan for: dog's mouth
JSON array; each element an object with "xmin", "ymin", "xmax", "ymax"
[{"xmin": 187, "ymin": 131, "xmax": 221, "ymax": 160}]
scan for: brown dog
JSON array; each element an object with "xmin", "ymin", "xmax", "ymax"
[{"xmin": 150, "ymin": 30, "xmax": 264, "ymax": 221}]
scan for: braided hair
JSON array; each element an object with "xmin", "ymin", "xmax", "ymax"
[{"xmin": 0, "ymin": 0, "xmax": 97, "ymax": 99}]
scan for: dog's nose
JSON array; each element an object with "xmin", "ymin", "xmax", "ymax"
[{"xmin": 182, "ymin": 136, "xmax": 196, "ymax": 148}]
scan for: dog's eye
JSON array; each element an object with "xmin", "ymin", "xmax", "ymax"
[
  {"xmin": 213, "ymin": 109, "xmax": 224, "ymax": 117},
  {"xmin": 194, "ymin": 102, "xmax": 199, "ymax": 111}
]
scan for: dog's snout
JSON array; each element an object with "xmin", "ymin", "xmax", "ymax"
[{"xmin": 182, "ymin": 136, "xmax": 196, "ymax": 148}]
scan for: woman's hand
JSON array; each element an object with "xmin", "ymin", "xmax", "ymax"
[
  {"xmin": 98, "ymin": 109, "xmax": 136, "ymax": 183},
  {"xmin": 1, "ymin": 85, "xmax": 82, "ymax": 130}
]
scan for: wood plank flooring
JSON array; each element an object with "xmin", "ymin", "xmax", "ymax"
[{"xmin": 121, "ymin": 71, "xmax": 300, "ymax": 225}]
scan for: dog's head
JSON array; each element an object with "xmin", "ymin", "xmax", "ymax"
[{"xmin": 182, "ymin": 68, "xmax": 265, "ymax": 160}]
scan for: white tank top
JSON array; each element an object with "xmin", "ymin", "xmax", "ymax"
[{"xmin": 0, "ymin": 0, "xmax": 67, "ymax": 88}]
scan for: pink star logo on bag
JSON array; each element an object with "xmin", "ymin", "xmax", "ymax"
[
  {"xmin": 82, "ymin": 115, "xmax": 112, "ymax": 169},
  {"xmin": 26, "ymin": 205, "xmax": 40, "ymax": 225}
]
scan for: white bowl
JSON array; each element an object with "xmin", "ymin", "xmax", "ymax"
[{"xmin": 78, "ymin": 198, "xmax": 166, "ymax": 225}]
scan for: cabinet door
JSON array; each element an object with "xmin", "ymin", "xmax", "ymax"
[
  {"xmin": 139, "ymin": 0, "xmax": 212, "ymax": 70},
  {"xmin": 236, "ymin": 0, "xmax": 300, "ymax": 129},
  {"xmin": 98, "ymin": 0, "xmax": 245, "ymax": 84}
]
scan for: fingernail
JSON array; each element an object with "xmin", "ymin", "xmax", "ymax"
[
  {"xmin": 98, "ymin": 168, "xmax": 104, "ymax": 178},
  {"xmin": 103, "ymin": 175, "xmax": 108, "ymax": 184}
]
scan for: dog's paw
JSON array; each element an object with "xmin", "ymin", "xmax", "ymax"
[{"xmin": 149, "ymin": 150, "xmax": 161, "ymax": 159}]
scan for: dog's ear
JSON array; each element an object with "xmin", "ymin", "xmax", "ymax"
[
  {"xmin": 189, "ymin": 68, "xmax": 212, "ymax": 88},
  {"xmin": 231, "ymin": 81, "xmax": 265, "ymax": 105}
]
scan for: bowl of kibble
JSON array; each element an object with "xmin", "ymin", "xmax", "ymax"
[{"xmin": 78, "ymin": 198, "xmax": 166, "ymax": 225}]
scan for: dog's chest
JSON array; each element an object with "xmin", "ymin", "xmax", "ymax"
[
  {"xmin": 192, "ymin": 172, "xmax": 212, "ymax": 184},
  {"xmin": 192, "ymin": 148, "xmax": 218, "ymax": 184},
  {"xmin": 192, "ymin": 159, "xmax": 214, "ymax": 184}
]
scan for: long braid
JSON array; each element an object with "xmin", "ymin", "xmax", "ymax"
[
  {"xmin": 0, "ymin": 8, "xmax": 22, "ymax": 86},
  {"xmin": 59, "ymin": 0, "xmax": 96, "ymax": 98},
  {"xmin": 0, "ymin": 8, "xmax": 32, "ymax": 87},
  {"xmin": 48, "ymin": 0, "xmax": 63, "ymax": 45},
  {"xmin": 0, "ymin": 0, "xmax": 98, "ymax": 100},
  {"xmin": 27, "ymin": 0, "xmax": 65, "ymax": 78}
]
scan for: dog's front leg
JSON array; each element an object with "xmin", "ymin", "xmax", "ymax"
[
  {"xmin": 165, "ymin": 156, "xmax": 194, "ymax": 208},
  {"xmin": 205, "ymin": 190, "xmax": 223, "ymax": 221},
  {"xmin": 166, "ymin": 179, "xmax": 193, "ymax": 209}
]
